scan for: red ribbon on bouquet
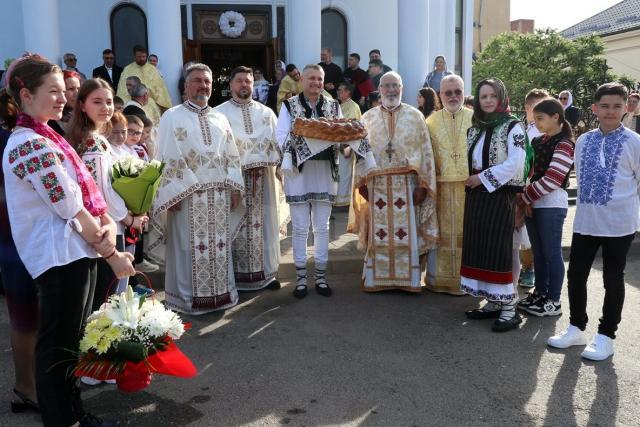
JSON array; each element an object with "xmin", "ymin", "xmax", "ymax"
[{"xmin": 117, "ymin": 340, "xmax": 197, "ymax": 393}]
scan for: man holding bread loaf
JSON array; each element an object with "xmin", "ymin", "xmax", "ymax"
[{"xmin": 277, "ymin": 64, "xmax": 375, "ymax": 299}]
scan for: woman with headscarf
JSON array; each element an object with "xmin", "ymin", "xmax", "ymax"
[
  {"xmin": 460, "ymin": 77, "xmax": 530, "ymax": 332},
  {"xmin": 558, "ymin": 90, "xmax": 580, "ymax": 127},
  {"xmin": 423, "ymin": 55, "xmax": 452, "ymax": 94}
]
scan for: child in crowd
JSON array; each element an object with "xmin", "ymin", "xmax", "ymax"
[
  {"xmin": 114, "ymin": 95, "xmax": 124, "ymax": 113},
  {"xmin": 515, "ymin": 89, "xmax": 549, "ymax": 289},
  {"xmin": 123, "ymin": 114, "xmax": 159, "ymax": 273},
  {"xmin": 107, "ymin": 111, "xmax": 130, "ymax": 159},
  {"xmin": 547, "ymin": 83, "xmax": 640, "ymax": 361},
  {"xmin": 517, "ymin": 98, "xmax": 575, "ymax": 317},
  {"xmin": 124, "ymin": 114, "xmax": 144, "ymax": 157},
  {"xmin": 139, "ymin": 114, "xmax": 156, "ymax": 159}
]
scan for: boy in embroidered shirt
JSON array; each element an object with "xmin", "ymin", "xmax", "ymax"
[{"xmin": 548, "ymin": 83, "xmax": 640, "ymax": 361}]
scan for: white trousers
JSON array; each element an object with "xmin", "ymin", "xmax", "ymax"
[{"xmin": 290, "ymin": 201, "xmax": 332, "ymax": 268}]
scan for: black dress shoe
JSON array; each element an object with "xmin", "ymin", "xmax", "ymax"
[
  {"xmin": 293, "ymin": 285, "xmax": 308, "ymax": 299},
  {"xmin": 267, "ymin": 280, "xmax": 281, "ymax": 290},
  {"xmin": 465, "ymin": 308, "xmax": 501, "ymax": 320},
  {"xmin": 491, "ymin": 313, "xmax": 523, "ymax": 332},
  {"xmin": 11, "ymin": 388, "xmax": 38, "ymax": 413},
  {"xmin": 315, "ymin": 284, "xmax": 332, "ymax": 297}
]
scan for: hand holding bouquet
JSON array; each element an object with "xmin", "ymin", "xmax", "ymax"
[{"xmin": 111, "ymin": 157, "xmax": 165, "ymax": 215}]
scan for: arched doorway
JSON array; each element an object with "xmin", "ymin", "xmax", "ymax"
[
  {"xmin": 321, "ymin": 8, "xmax": 347, "ymax": 69},
  {"xmin": 110, "ymin": 4, "xmax": 148, "ymax": 68}
]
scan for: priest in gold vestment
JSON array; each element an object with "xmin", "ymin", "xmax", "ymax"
[
  {"xmin": 335, "ymin": 82, "xmax": 362, "ymax": 206},
  {"xmin": 348, "ymin": 72, "xmax": 438, "ymax": 292},
  {"xmin": 424, "ymin": 74, "xmax": 473, "ymax": 295},
  {"xmin": 117, "ymin": 45, "xmax": 172, "ymax": 111}
]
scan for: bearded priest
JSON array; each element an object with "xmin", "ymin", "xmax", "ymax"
[
  {"xmin": 424, "ymin": 74, "xmax": 473, "ymax": 295},
  {"xmin": 215, "ymin": 66, "xmax": 289, "ymax": 292},
  {"xmin": 348, "ymin": 72, "xmax": 439, "ymax": 292}
]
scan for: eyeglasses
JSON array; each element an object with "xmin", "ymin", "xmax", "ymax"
[
  {"xmin": 127, "ymin": 129, "xmax": 143, "ymax": 136},
  {"xmin": 68, "ymin": 58, "xmax": 77, "ymax": 62},
  {"xmin": 380, "ymin": 83, "xmax": 401, "ymax": 90},
  {"xmin": 443, "ymin": 89, "xmax": 463, "ymax": 97}
]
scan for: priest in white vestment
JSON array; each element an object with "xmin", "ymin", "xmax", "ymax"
[
  {"xmin": 215, "ymin": 66, "xmax": 289, "ymax": 291},
  {"xmin": 348, "ymin": 72, "xmax": 439, "ymax": 292},
  {"xmin": 148, "ymin": 64, "xmax": 245, "ymax": 314}
]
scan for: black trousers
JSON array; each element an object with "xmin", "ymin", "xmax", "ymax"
[
  {"xmin": 34, "ymin": 257, "xmax": 97, "ymax": 427},
  {"xmin": 567, "ymin": 233, "xmax": 635, "ymax": 339}
]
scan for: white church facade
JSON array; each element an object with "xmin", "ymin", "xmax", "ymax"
[{"xmin": 2, "ymin": 0, "xmax": 474, "ymax": 105}]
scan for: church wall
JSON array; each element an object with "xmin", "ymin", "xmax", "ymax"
[
  {"xmin": 57, "ymin": 0, "xmax": 138, "ymax": 75},
  {"xmin": 321, "ymin": 0, "xmax": 399, "ymax": 70},
  {"xmin": 0, "ymin": 1, "xmax": 26, "ymax": 63}
]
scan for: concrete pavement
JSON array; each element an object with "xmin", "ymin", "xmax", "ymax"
[{"xmin": 1, "ymin": 255, "xmax": 639, "ymax": 426}]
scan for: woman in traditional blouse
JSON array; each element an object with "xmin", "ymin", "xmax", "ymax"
[
  {"xmin": 2, "ymin": 55, "xmax": 134, "ymax": 426},
  {"xmin": 460, "ymin": 77, "xmax": 528, "ymax": 332},
  {"xmin": 67, "ymin": 78, "xmax": 147, "ymax": 315}
]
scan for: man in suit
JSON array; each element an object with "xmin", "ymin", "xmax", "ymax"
[{"xmin": 92, "ymin": 49, "xmax": 123, "ymax": 91}]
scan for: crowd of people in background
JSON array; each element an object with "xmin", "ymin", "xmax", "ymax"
[{"xmin": 0, "ymin": 43, "xmax": 639, "ymax": 427}]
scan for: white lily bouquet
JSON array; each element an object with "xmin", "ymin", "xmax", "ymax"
[
  {"xmin": 74, "ymin": 286, "xmax": 196, "ymax": 392},
  {"xmin": 111, "ymin": 157, "xmax": 165, "ymax": 215}
]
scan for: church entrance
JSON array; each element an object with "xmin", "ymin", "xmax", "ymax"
[
  {"xmin": 201, "ymin": 43, "xmax": 269, "ymax": 107},
  {"xmin": 191, "ymin": 5, "xmax": 277, "ymax": 107}
]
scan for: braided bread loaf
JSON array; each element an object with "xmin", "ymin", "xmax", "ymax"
[{"xmin": 292, "ymin": 117, "xmax": 367, "ymax": 142}]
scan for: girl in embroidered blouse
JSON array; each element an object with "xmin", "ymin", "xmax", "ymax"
[
  {"xmin": 67, "ymin": 79, "xmax": 148, "ymax": 315},
  {"xmin": 516, "ymin": 98, "xmax": 575, "ymax": 318},
  {"xmin": 2, "ymin": 55, "xmax": 134, "ymax": 426}
]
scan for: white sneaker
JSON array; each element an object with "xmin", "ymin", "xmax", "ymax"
[
  {"xmin": 581, "ymin": 334, "xmax": 614, "ymax": 361},
  {"xmin": 136, "ymin": 259, "xmax": 159, "ymax": 273},
  {"xmin": 547, "ymin": 325, "xmax": 588, "ymax": 349},
  {"xmin": 80, "ymin": 376, "xmax": 102, "ymax": 386},
  {"xmin": 104, "ymin": 379, "xmax": 117, "ymax": 384}
]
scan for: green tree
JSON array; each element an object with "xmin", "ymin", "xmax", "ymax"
[{"xmin": 472, "ymin": 30, "xmax": 630, "ymax": 113}]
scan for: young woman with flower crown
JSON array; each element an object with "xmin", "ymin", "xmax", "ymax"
[
  {"xmin": 66, "ymin": 78, "xmax": 148, "ymax": 316},
  {"xmin": 1, "ymin": 55, "xmax": 135, "ymax": 426}
]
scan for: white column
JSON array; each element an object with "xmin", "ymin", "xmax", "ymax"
[
  {"xmin": 462, "ymin": 0, "xmax": 474, "ymax": 95},
  {"xmin": 146, "ymin": 0, "xmax": 183, "ymax": 105},
  {"xmin": 398, "ymin": 0, "xmax": 430, "ymax": 107},
  {"xmin": 287, "ymin": 0, "xmax": 321, "ymax": 68},
  {"xmin": 22, "ymin": 0, "xmax": 61, "ymax": 64}
]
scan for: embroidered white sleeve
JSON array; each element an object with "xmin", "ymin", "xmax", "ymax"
[{"xmin": 479, "ymin": 125, "xmax": 526, "ymax": 193}]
